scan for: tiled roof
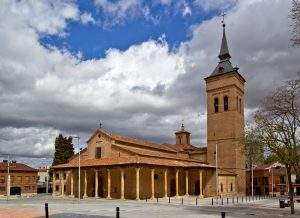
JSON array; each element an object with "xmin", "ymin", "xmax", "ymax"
[
  {"xmin": 0, "ymin": 162, "xmax": 37, "ymax": 172},
  {"xmin": 113, "ymin": 133, "xmax": 177, "ymax": 152},
  {"xmin": 112, "ymin": 144, "xmax": 206, "ymax": 163},
  {"xmin": 52, "ymin": 156, "xmax": 215, "ymax": 169}
]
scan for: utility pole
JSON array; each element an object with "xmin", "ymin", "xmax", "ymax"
[
  {"xmin": 271, "ymin": 166, "xmax": 274, "ymax": 196},
  {"xmin": 46, "ymin": 166, "xmax": 49, "ymax": 194},
  {"xmin": 73, "ymin": 136, "xmax": 81, "ymax": 203},
  {"xmin": 250, "ymin": 144, "xmax": 254, "ymax": 198},
  {"xmin": 6, "ymin": 155, "xmax": 10, "ymax": 201},
  {"xmin": 216, "ymin": 142, "xmax": 218, "ymax": 196}
]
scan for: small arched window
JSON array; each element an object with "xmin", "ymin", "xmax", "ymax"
[
  {"xmin": 214, "ymin": 97, "xmax": 219, "ymax": 113},
  {"xmin": 224, "ymin": 96, "xmax": 229, "ymax": 111},
  {"xmin": 230, "ymin": 183, "xmax": 233, "ymax": 192}
]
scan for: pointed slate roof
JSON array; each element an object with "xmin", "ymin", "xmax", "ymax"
[{"xmin": 210, "ymin": 23, "xmax": 236, "ymax": 77}]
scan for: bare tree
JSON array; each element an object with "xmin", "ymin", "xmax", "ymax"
[
  {"xmin": 291, "ymin": 0, "xmax": 300, "ymax": 46},
  {"xmin": 253, "ymin": 79, "xmax": 300, "ymax": 214}
]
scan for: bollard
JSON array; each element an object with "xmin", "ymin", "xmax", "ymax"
[
  {"xmin": 221, "ymin": 198, "xmax": 223, "ymax": 205},
  {"xmin": 181, "ymin": 198, "xmax": 183, "ymax": 205},
  {"xmin": 196, "ymin": 198, "xmax": 198, "ymax": 206},
  {"xmin": 212, "ymin": 198, "xmax": 214, "ymax": 205},
  {"xmin": 146, "ymin": 197, "xmax": 147, "ymax": 202},
  {"xmin": 157, "ymin": 197, "xmax": 158, "ymax": 203},
  {"xmin": 221, "ymin": 211, "xmax": 226, "ymax": 218},
  {"xmin": 242, "ymin": 196, "xmax": 243, "ymax": 203},
  {"xmin": 168, "ymin": 197, "xmax": 170, "ymax": 203},
  {"xmin": 237, "ymin": 196, "xmax": 238, "ymax": 203},
  {"xmin": 232, "ymin": 197, "xmax": 234, "ymax": 204},
  {"xmin": 116, "ymin": 207, "xmax": 120, "ymax": 218},
  {"xmin": 259, "ymin": 195, "xmax": 260, "ymax": 200},
  {"xmin": 227, "ymin": 198, "xmax": 229, "ymax": 205},
  {"xmin": 45, "ymin": 203, "xmax": 49, "ymax": 218}
]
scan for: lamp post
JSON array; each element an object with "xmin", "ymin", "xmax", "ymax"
[
  {"xmin": 271, "ymin": 166, "xmax": 274, "ymax": 196},
  {"xmin": 215, "ymin": 142, "xmax": 218, "ymax": 196},
  {"xmin": 6, "ymin": 154, "xmax": 10, "ymax": 201},
  {"xmin": 73, "ymin": 136, "xmax": 81, "ymax": 202}
]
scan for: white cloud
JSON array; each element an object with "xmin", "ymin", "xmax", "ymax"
[
  {"xmin": 80, "ymin": 12, "xmax": 95, "ymax": 24},
  {"xmin": 3, "ymin": 0, "xmax": 80, "ymax": 35},
  {"xmin": 182, "ymin": 1, "xmax": 192, "ymax": 16},
  {"xmin": 0, "ymin": 127, "xmax": 59, "ymax": 157},
  {"xmin": 194, "ymin": 0, "xmax": 237, "ymax": 11},
  {"xmin": 94, "ymin": 0, "xmax": 142, "ymax": 24},
  {"xmin": 0, "ymin": 0, "xmax": 299, "ymax": 162}
]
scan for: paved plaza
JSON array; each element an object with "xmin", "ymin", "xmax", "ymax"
[{"xmin": 0, "ymin": 195, "xmax": 299, "ymax": 218}]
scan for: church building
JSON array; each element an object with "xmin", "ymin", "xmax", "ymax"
[{"xmin": 52, "ymin": 22, "xmax": 246, "ymax": 199}]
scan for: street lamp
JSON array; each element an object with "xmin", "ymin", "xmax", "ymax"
[
  {"xmin": 6, "ymin": 154, "xmax": 10, "ymax": 201},
  {"xmin": 73, "ymin": 136, "xmax": 81, "ymax": 203},
  {"xmin": 215, "ymin": 142, "xmax": 218, "ymax": 196}
]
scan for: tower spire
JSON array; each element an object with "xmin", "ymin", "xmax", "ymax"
[{"xmin": 218, "ymin": 14, "xmax": 231, "ymax": 61}]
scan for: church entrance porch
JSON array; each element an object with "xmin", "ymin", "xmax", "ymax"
[{"xmin": 52, "ymin": 166, "xmax": 212, "ymax": 200}]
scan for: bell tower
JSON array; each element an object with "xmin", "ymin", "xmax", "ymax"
[{"xmin": 204, "ymin": 22, "xmax": 246, "ymax": 194}]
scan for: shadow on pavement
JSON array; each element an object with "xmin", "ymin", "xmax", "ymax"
[{"xmin": 35, "ymin": 213, "xmax": 114, "ymax": 218}]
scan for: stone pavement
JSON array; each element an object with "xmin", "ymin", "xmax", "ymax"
[{"xmin": 0, "ymin": 195, "xmax": 299, "ymax": 218}]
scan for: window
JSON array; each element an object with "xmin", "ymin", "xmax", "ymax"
[
  {"xmin": 17, "ymin": 176, "xmax": 22, "ymax": 183},
  {"xmin": 220, "ymin": 183, "xmax": 223, "ymax": 192},
  {"xmin": 25, "ymin": 176, "xmax": 30, "ymax": 183},
  {"xmin": 0, "ymin": 186, "xmax": 5, "ymax": 192},
  {"xmin": 0, "ymin": 176, "xmax": 5, "ymax": 183},
  {"xmin": 154, "ymin": 174, "xmax": 159, "ymax": 180},
  {"xmin": 214, "ymin": 97, "xmax": 219, "ymax": 113},
  {"xmin": 230, "ymin": 183, "xmax": 233, "ymax": 192},
  {"xmin": 63, "ymin": 173, "xmax": 66, "ymax": 180},
  {"xmin": 224, "ymin": 96, "xmax": 229, "ymax": 111},
  {"xmin": 280, "ymin": 176, "xmax": 285, "ymax": 184},
  {"xmin": 96, "ymin": 147, "xmax": 102, "ymax": 159},
  {"xmin": 178, "ymin": 136, "xmax": 182, "ymax": 144},
  {"xmin": 55, "ymin": 185, "xmax": 59, "ymax": 192}
]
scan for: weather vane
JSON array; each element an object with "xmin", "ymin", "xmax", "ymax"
[{"xmin": 221, "ymin": 12, "xmax": 226, "ymax": 25}]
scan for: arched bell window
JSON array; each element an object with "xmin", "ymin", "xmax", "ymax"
[
  {"xmin": 224, "ymin": 96, "xmax": 229, "ymax": 111},
  {"xmin": 214, "ymin": 97, "xmax": 219, "ymax": 113}
]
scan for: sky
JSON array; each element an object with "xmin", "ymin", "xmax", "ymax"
[{"xmin": 0, "ymin": 0, "xmax": 299, "ymax": 168}]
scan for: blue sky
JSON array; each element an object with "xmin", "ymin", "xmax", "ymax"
[
  {"xmin": 1, "ymin": 0, "xmax": 299, "ymax": 167},
  {"xmin": 40, "ymin": 0, "xmax": 222, "ymax": 59}
]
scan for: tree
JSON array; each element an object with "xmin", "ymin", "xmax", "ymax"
[
  {"xmin": 243, "ymin": 127, "xmax": 265, "ymax": 168},
  {"xmin": 252, "ymin": 79, "xmax": 300, "ymax": 214},
  {"xmin": 291, "ymin": 0, "xmax": 300, "ymax": 46},
  {"xmin": 52, "ymin": 134, "xmax": 74, "ymax": 166}
]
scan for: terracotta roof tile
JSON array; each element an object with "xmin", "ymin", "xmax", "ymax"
[
  {"xmin": 52, "ymin": 156, "xmax": 215, "ymax": 169},
  {"xmin": 0, "ymin": 162, "xmax": 37, "ymax": 172},
  {"xmin": 112, "ymin": 144, "xmax": 206, "ymax": 163}
]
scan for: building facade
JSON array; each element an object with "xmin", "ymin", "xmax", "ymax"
[
  {"xmin": 0, "ymin": 161, "xmax": 38, "ymax": 196},
  {"xmin": 52, "ymin": 23, "xmax": 246, "ymax": 199},
  {"xmin": 246, "ymin": 163, "xmax": 300, "ymax": 196}
]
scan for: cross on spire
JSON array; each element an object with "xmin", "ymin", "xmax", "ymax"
[
  {"xmin": 221, "ymin": 12, "xmax": 226, "ymax": 26},
  {"xmin": 99, "ymin": 122, "xmax": 102, "ymax": 129}
]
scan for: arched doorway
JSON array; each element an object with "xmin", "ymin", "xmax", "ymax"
[
  {"xmin": 195, "ymin": 180, "xmax": 200, "ymax": 195},
  {"xmin": 10, "ymin": 187, "xmax": 21, "ymax": 195},
  {"xmin": 170, "ymin": 179, "xmax": 176, "ymax": 196}
]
